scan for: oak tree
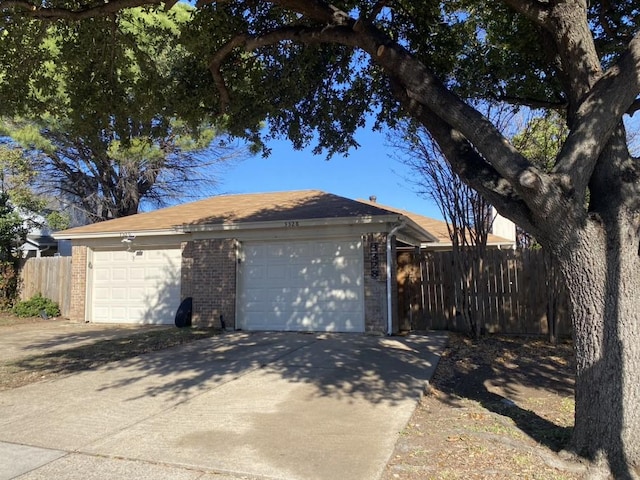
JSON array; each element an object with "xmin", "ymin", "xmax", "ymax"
[{"xmin": 1, "ymin": 0, "xmax": 639, "ymax": 475}]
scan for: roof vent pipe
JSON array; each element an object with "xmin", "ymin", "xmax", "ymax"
[{"xmin": 386, "ymin": 221, "xmax": 405, "ymax": 335}]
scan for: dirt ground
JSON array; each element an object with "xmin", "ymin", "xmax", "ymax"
[
  {"xmin": 382, "ymin": 333, "xmax": 585, "ymax": 480},
  {"xmin": 0, "ymin": 314, "xmax": 219, "ymax": 391}
]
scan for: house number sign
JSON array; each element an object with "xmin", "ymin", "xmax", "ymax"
[{"xmin": 370, "ymin": 242, "xmax": 379, "ymax": 279}]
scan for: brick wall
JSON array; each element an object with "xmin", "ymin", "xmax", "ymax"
[
  {"xmin": 362, "ymin": 233, "xmax": 389, "ymax": 334},
  {"xmin": 181, "ymin": 239, "xmax": 236, "ymax": 328},
  {"xmin": 69, "ymin": 245, "xmax": 87, "ymax": 322}
]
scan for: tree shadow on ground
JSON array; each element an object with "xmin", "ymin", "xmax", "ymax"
[
  {"xmin": 88, "ymin": 331, "xmax": 448, "ymax": 406},
  {"xmin": 433, "ymin": 333, "xmax": 575, "ymax": 452}
]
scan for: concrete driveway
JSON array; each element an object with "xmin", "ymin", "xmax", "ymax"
[{"xmin": 0, "ymin": 328, "xmax": 447, "ymax": 480}]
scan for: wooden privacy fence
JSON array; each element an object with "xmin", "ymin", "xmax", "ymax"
[
  {"xmin": 397, "ymin": 249, "xmax": 571, "ymax": 337},
  {"xmin": 19, "ymin": 256, "xmax": 72, "ymax": 318}
]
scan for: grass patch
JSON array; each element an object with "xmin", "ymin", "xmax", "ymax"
[{"xmin": 0, "ymin": 327, "xmax": 220, "ymax": 391}]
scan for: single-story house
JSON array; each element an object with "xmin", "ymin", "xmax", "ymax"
[
  {"xmin": 54, "ymin": 190, "xmax": 515, "ymax": 334},
  {"xmin": 20, "ymin": 228, "xmax": 59, "ymax": 258}
]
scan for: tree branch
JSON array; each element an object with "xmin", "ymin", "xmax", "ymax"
[
  {"xmin": 627, "ymin": 98, "xmax": 640, "ymax": 116},
  {"xmin": 501, "ymin": 0, "xmax": 550, "ymax": 26},
  {"xmin": 553, "ymin": 30, "xmax": 640, "ymax": 191},
  {"xmin": 392, "ymin": 81, "xmax": 541, "ymax": 237},
  {"xmin": 369, "ymin": 32, "xmax": 538, "ymax": 195},
  {"xmin": 210, "ymin": 16, "xmax": 551, "ymax": 206},
  {"xmin": 0, "ymin": 0, "xmax": 164, "ymax": 19},
  {"xmin": 208, "ymin": 33, "xmax": 250, "ymax": 113},
  {"xmin": 209, "ymin": 23, "xmax": 358, "ymax": 113}
]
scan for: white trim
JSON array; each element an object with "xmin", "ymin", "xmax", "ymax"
[
  {"xmin": 54, "ymin": 229, "xmax": 184, "ymax": 241},
  {"xmin": 85, "ymin": 248, "xmax": 94, "ymax": 322},
  {"xmin": 387, "ymin": 222, "xmax": 405, "ymax": 335},
  {"xmin": 177, "ymin": 215, "xmax": 404, "ymax": 232},
  {"xmin": 54, "ymin": 213, "xmax": 436, "ymax": 246}
]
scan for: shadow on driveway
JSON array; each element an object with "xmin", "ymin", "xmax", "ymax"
[{"xmin": 96, "ymin": 332, "xmax": 446, "ymax": 406}]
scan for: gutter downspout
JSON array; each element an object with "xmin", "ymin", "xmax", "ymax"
[{"xmin": 386, "ymin": 221, "xmax": 405, "ymax": 336}]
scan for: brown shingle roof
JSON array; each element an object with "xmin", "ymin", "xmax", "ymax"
[
  {"xmin": 357, "ymin": 199, "xmax": 514, "ymax": 246},
  {"xmin": 55, "ymin": 190, "xmax": 402, "ymax": 237}
]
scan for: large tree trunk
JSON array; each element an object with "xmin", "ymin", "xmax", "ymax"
[{"xmin": 554, "ymin": 215, "xmax": 640, "ymax": 476}]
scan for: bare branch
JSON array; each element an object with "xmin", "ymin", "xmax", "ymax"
[
  {"xmin": 371, "ymin": 37, "xmax": 536, "ymax": 191},
  {"xmin": 390, "ymin": 80, "xmax": 541, "ymax": 237}
]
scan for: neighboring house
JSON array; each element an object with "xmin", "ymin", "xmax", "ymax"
[
  {"xmin": 54, "ymin": 190, "xmax": 444, "ymax": 334},
  {"xmin": 489, "ymin": 206, "xmax": 517, "ymax": 244},
  {"xmin": 20, "ymin": 224, "xmax": 59, "ymax": 258},
  {"xmin": 358, "ymin": 198, "xmax": 516, "ymax": 251},
  {"xmin": 19, "ymin": 194, "xmax": 96, "ymax": 258}
]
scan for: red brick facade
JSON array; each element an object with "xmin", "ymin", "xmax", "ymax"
[
  {"xmin": 181, "ymin": 239, "xmax": 237, "ymax": 328},
  {"xmin": 363, "ymin": 233, "xmax": 392, "ymax": 334},
  {"xmin": 69, "ymin": 245, "xmax": 87, "ymax": 322},
  {"xmin": 69, "ymin": 235, "xmax": 396, "ymax": 333}
]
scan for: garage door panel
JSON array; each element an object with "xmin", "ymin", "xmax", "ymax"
[
  {"xmin": 238, "ymin": 239, "xmax": 364, "ymax": 332},
  {"xmin": 267, "ymin": 265, "xmax": 287, "ymax": 280},
  {"xmin": 108, "ymin": 306, "xmax": 127, "ymax": 322},
  {"xmin": 91, "ymin": 248, "xmax": 181, "ymax": 324}
]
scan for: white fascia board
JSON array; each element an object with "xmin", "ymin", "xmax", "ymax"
[
  {"xmin": 395, "ymin": 232, "xmax": 422, "ymax": 247},
  {"xmin": 421, "ymin": 240, "xmax": 517, "ymax": 251},
  {"xmin": 52, "ymin": 229, "xmax": 185, "ymax": 241},
  {"xmin": 176, "ymin": 215, "xmax": 405, "ymax": 233}
]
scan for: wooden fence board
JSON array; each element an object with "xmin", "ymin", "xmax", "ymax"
[
  {"xmin": 398, "ymin": 249, "xmax": 571, "ymax": 337},
  {"xmin": 19, "ymin": 257, "xmax": 72, "ymax": 318}
]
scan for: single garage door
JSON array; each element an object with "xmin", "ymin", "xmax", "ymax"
[
  {"xmin": 90, "ymin": 247, "xmax": 182, "ymax": 324},
  {"xmin": 238, "ymin": 239, "xmax": 364, "ymax": 332}
]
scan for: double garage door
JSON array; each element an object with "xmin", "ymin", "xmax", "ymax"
[
  {"xmin": 238, "ymin": 238, "xmax": 365, "ymax": 332},
  {"xmin": 90, "ymin": 248, "xmax": 182, "ymax": 324},
  {"xmin": 88, "ymin": 238, "xmax": 365, "ymax": 331}
]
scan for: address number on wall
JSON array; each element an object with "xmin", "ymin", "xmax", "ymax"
[{"xmin": 284, "ymin": 221, "xmax": 300, "ymax": 227}]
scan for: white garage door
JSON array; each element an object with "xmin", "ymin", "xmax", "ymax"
[
  {"xmin": 91, "ymin": 247, "xmax": 182, "ymax": 324},
  {"xmin": 238, "ymin": 239, "xmax": 364, "ymax": 332}
]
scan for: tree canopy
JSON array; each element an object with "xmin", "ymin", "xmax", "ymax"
[
  {"xmin": 0, "ymin": 2, "xmax": 243, "ymax": 221},
  {"xmin": 1, "ymin": 0, "xmax": 640, "ymax": 476}
]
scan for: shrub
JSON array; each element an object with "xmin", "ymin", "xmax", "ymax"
[
  {"xmin": 0, "ymin": 261, "xmax": 19, "ymax": 309},
  {"xmin": 13, "ymin": 294, "xmax": 60, "ymax": 318}
]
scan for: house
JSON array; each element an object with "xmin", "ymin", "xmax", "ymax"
[
  {"xmin": 20, "ymin": 225, "xmax": 59, "ymax": 258},
  {"xmin": 358, "ymin": 198, "xmax": 516, "ymax": 251},
  {"xmin": 53, "ymin": 190, "xmax": 447, "ymax": 334}
]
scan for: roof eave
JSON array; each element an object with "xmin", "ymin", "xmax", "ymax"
[
  {"xmin": 176, "ymin": 214, "xmax": 406, "ymax": 233},
  {"xmin": 52, "ymin": 229, "xmax": 184, "ymax": 241}
]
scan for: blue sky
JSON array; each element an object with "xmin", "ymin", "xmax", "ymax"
[{"xmin": 215, "ymin": 127, "xmax": 444, "ymax": 221}]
